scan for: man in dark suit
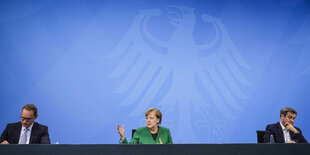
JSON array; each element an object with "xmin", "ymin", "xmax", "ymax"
[
  {"xmin": 0, "ymin": 104, "xmax": 50, "ymax": 144},
  {"xmin": 264, "ymin": 107, "xmax": 308, "ymax": 143}
]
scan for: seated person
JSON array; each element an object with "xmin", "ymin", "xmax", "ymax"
[
  {"xmin": 117, "ymin": 108, "xmax": 173, "ymax": 144},
  {"xmin": 264, "ymin": 107, "xmax": 307, "ymax": 143},
  {"xmin": 0, "ymin": 104, "xmax": 51, "ymax": 144}
]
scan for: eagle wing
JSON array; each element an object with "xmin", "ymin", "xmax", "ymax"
[
  {"xmin": 196, "ymin": 14, "xmax": 251, "ymax": 118},
  {"xmin": 107, "ymin": 9, "xmax": 172, "ymax": 116}
]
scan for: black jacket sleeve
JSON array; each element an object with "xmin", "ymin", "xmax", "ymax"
[
  {"xmin": 0, "ymin": 125, "xmax": 9, "ymax": 143},
  {"xmin": 293, "ymin": 128, "xmax": 308, "ymax": 143}
]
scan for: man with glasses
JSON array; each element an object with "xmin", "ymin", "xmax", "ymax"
[{"xmin": 0, "ymin": 104, "xmax": 50, "ymax": 144}]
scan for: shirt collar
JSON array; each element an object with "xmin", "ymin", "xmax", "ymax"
[
  {"xmin": 280, "ymin": 122, "xmax": 286, "ymax": 131},
  {"xmin": 21, "ymin": 123, "xmax": 34, "ymax": 131}
]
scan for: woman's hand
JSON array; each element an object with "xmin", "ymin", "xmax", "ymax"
[
  {"xmin": 117, "ymin": 124, "xmax": 125, "ymax": 141},
  {"xmin": 156, "ymin": 138, "xmax": 163, "ymax": 144}
]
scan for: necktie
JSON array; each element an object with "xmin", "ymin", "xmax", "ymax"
[{"xmin": 19, "ymin": 128, "xmax": 29, "ymax": 144}]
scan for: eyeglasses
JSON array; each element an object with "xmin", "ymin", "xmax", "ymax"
[{"xmin": 20, "ymin": 117, "xmax": 34, "ymax": 122}]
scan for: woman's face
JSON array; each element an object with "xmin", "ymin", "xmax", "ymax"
[{"xmin": 146, "ymin": 111, "xmax": 159, "ymax": 129}]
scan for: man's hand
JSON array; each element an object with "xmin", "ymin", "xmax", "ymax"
[
  {"xmin": 288, "ymin": 141, "xmax": 296, "ymax": 143},
  {"xmin": 285, "ymin": 124, "xmax": 298, "ymax": 134},
  {"xmin": 1, "ymin": 140, "xmax": 9, "ymax": 144}
]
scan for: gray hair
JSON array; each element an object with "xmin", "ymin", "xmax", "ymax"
[{"xmin": 280, "ymin": 107, "xmax": 297, "ymax": 117}]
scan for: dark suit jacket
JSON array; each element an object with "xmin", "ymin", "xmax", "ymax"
[
  {"xmin": 264, "ymin": 122, "xmax": 308, "ymax": 143},
  {"xmin": 0, "ymin": 122, "xmax": 51, "ymax": 144}
]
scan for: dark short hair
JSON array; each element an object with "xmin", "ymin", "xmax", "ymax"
[
  {"xmin": 22, "ymin": 104, "xmax": 38, "ymax": 117},
  {"xmin": 145, "ymin": 108, "xmax": 162, "ymax": 124},
  {"xmin": 280, "ymin": 107, "xmax": 297, "ymax": 117}
]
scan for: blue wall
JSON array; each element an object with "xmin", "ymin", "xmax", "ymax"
[{"xmin": 0, "ymin": 0, "xmax": 310, "ymax": 144}]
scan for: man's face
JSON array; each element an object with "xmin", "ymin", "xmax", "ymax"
[
  {"xmin": 281, "ymin": 112, "xmax": 296, "ymax": 126},
  {"xmin": 20, "ymin": 109, "xmax": 37, "ymax": 128}
]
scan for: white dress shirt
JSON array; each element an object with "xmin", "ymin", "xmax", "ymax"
[
  {"xmin": 18, "ymin": 123, "xmax": 34, "ymax": 144},
  {"xmin": 280, "ymin": 122, "xmax": 291, "ymax": 143}
]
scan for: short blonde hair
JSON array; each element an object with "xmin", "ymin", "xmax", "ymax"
[{"xmin": 145, "ymin": 108, "xmax": 162, "ymax": 124}]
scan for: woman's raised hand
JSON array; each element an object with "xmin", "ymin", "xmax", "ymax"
[{"xmin": 117, "ymin": 124, "xmax": 125, "ymax": 141}]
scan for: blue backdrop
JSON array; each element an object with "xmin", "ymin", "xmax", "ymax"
[{"xmin": 1, "ymin": 0, "xmax": 310, "ymax": 144}]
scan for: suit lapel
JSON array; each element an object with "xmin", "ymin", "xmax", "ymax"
[
  {"xmin": 143, "ymin": 127, "xmax": 156, "ymax": 144},
  {"xmin": 14, "ymin": 123, "xmax": 22, "ymax": 143},
  {"xmin": 156, "ymin": 126, "xmax": 161, "ymax": 142},
  {"xmin": 29, "ymin": 122, "xmax": 37, "ymax": 144},
  {"xmin": 276, "ymin": 122, "xmax": 285, "ymax": 143},
  {"xmin": 289, "ymin": 130, "xmax": 295, "ymax": 141}
]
